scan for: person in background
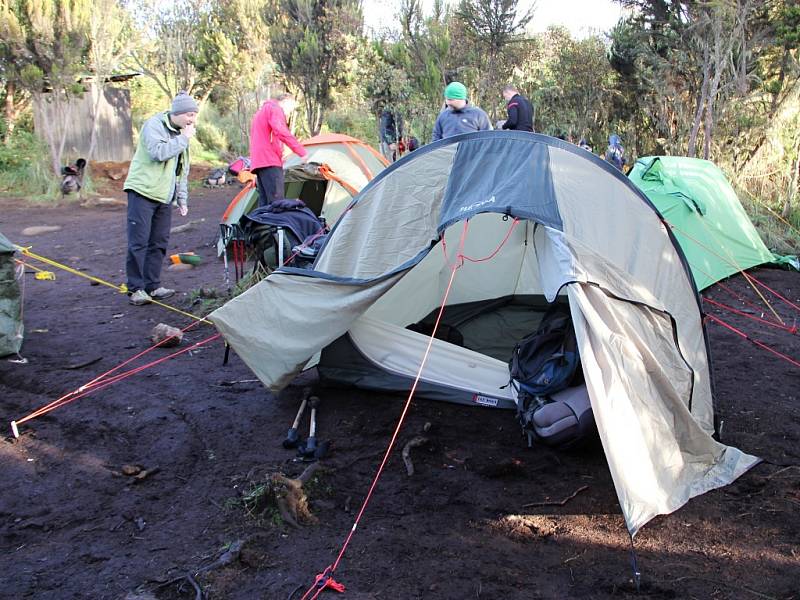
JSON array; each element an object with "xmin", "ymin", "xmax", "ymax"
[
  {"xmin": 500, "ymin": 84, "xmax": 534, "ymax": 132},
  {"xmin": 431, "ymin": 82, "xmax": 492, "ymax": 141},
  {"xmin": 379, "ymin": 108, "xmax": 404, "ymax": 161},
  {"xmin": 578, "ymin": 138, "xmax": 593, "ymax": 153},
  {"xmin": 124, "ymin": 91, "xmax": 197, "ymax": 306},
  {"xmin": 249, "ymin": 92, "xmax": 308, "ymax": 207},
  {"xmin": 605, "ymin": 134, "xmax": 627, "ymax": 171}
]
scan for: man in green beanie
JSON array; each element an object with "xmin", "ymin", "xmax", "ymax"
[
  {"xmin": 124, "ymin": 91, "xmax": 197, "ymax": 306},
  {"xmin": 431, "ymin": 82, "xmax": 491, "ymax": 141}
]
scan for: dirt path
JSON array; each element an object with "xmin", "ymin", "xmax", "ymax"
[{"xmin": 1, "ymin": 186, "xmax": 798, "ymax": 600}]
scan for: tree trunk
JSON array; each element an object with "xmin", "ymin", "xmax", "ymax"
[
  {"xmin": 782, "ymin": 138, "xmax": 800, "ymax": 219},
  {"xmin": 703, "ymin": 99, "xmax": 714, "ymax": 160},
  {"xmin": 769, "ymin": 46, "xmax": 790, "ymax": 116},
  {"xmin": 701, "ymin": 13, "xmax": 727, "ymax": 161},
  {"xmin": 4, "ymin": 82, "xmax": 19, "ymax": 141},
  {"xmin": 313, "ymin": 104, "xmax": 324, "ymax": 137},
  {"xmin": 86, "ymin": 83, "xmax": 105, "ymax": 171},
  {"xmin": 55, "ymin": 91, "xmax": 70, "ymax": 177},
  {"xmin": 688, "ymin": 44, "xmax": 711, "ymax": 157},
  {"xmin": 36, "ymin": 91, "xmax": 63, "ymax": 179}
]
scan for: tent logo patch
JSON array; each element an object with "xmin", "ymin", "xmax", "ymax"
[
  {"xmin": 472, "ymin": 394, "xmax": 498, "ymax": 407},
  {"xmin": 459, "ymin": 195, "xmax": 496, "ymax": 213}
]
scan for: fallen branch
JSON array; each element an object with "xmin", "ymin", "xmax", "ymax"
[
  {"xmin": 650, "ymin": 575, "xmax": 777, "ymax": 600},
  {"xmin": 217, "ymin": 379, "xmax": 260, "ymax": 386},
  {"xmin": 185, "ymin": 574, "xmax": 202, "ymax": 600},
  {"xmin": 402, "ymin": 436, "xmax": 429, "ymax": 476},
  {"xmin": 765, "ymin": 465, "xmax": 800, "ymax": 479},
  {"xmin": 522, "ymin": 485, "xmax": 588, "ymax": 508},
  {"xmin": 62, "ymin": 356, "xmax": 102, "ymax": 370},
  {"xmin": 333, "ymin": 449, "xmax": 385, "ymax": 471},
  {"xmin": 156, "ymin": 539, "xmax": 246, "ymax": 599},
  {"xmin": 171, "ymin": 218, "xmax": 205, "ymax": 234}
]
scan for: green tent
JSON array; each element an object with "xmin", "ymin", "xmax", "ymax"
[
  {"xmin": 629, "ymin": 156, "xmax": 776, "ymax": 290},
  {"xmin": 0, "ymin": 231, "xmax": 23, "ymax": 357}
]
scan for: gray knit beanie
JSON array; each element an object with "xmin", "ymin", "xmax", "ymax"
[{"xmin": 171, "ymin": 91, "xmax": 199, "ymax": 115}]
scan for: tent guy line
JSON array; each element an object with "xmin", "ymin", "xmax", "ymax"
[
  {"xmin": 710, "ymin": 277, "xmax": 790, "ymax": 325},
  {"xmin": 703, "ymin": 297, "xmax": 797, "ymax": 334},
  {"xmin": 14, "ymin": 245, "xmax": 210, "ymax": 325},
  {"xmin": 664, "ymin": 221, "xmax": 783, "ymax": 324},
  {"xmin": 10, "ymin": 331, "xmax": 221, "ymax": 438},
  {"xmin": 705, "ymin": 314, "xmax": 800, "ymax": 368},
  {"xmin": 299, "ymin": 220, "xmax": 470, "ymax": 600}
]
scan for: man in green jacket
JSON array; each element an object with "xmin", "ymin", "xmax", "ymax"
[{"xmin": 124, "ymin": 92, "xmax": 197, "ymax": 305}]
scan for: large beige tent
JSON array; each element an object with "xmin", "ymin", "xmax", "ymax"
[{"xmin": 211, "ymin": 131, "xmax": 758, "ymax": 535}]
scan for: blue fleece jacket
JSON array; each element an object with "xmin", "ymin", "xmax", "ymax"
[{"xmin": 431, "ymin": 104, "xmax": 492, "ymax": 141}]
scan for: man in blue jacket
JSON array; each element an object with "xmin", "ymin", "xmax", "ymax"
[{"xmin": 431, "ymin": 82, "xmax": 492, "ymax": 141}]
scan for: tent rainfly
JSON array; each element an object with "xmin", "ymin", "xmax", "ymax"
[
  {"xmin": 211, "ymin": 131, "xmax": 759, "ymax": 535},
  {"xmin": 628, "ymin": 156, "xmax": 776, "ymax": 291},
  {"xmin": 0, "ymin": 232, "xmax": 24, "ymax": 357}
]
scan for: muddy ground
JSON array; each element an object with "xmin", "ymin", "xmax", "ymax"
[{"xmin": 1, "ymin": 176, "xmax": 798, "ymax": 600}]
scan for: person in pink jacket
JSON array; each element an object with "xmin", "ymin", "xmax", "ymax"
[{"xmin": 249, "ymin": 93, "xmax": 308, "ymax": 207}]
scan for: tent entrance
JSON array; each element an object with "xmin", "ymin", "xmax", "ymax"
[
  {"xmin": 284, "ymin": 178, "xmax": 327, "ymax": 216},
  {"xmin": 408, "ymin": 294, "xmax": 556, "ymax": 361},
  {"xmin": 317, "ymin": 295, "xmax": 569, "ymax": 409},
  {"xmin": 316, "ymin": 214, "xmax": 569, "ymax": 409}
]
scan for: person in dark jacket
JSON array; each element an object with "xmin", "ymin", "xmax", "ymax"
[
  {"xmin": 431, "ymin": 82, "xmax": 492, "ymax": 141},
  {"xmin": 379, "ymin": 108, "xmax": 403, "ymax": 161},
  {"xmin": 605, "ymin": 134, "xmax": 627, "ymax": 171},
  {"xmin": 501, "ymin": 84, "xmax": 534, "ymax": 132}
]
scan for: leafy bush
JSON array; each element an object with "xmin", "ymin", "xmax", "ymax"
[
  {"xmin": 0, "ymin": 125, "xmax": 59, "ymax": 198},
  {"xmin": 214, "ymin": 108, "xmax": 251, "ymax": 157},
  {"xmin": 129, "ymin": 78, "xmax": 170, "ymax": 133},
  {"xmin": 324, "ymin": 109, "xmax": 378, "ymax": 145},
  {"xmin": 196, "ymin": 120, "xmax": 228, "ymax": 155},
  {"xmin": 196, "ymin": 103, "xmax": 230, "ymax": 155}
]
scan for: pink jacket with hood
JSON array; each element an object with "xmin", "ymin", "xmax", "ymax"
[{"xmin": 249, "ymin": 100, "xmax": 308, "ymax": 169}]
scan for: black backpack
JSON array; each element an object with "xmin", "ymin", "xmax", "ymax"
[{"xmin": 509, "ymin": 303, "xmax": 580, "ymax": 398}]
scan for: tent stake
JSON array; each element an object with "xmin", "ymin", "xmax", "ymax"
[{"xmin": 628, "ymin": 533, "xmax": 641, "ymax": 592}]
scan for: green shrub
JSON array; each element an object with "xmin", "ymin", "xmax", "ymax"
[
  {"xmin": 129, "ymin": 78, "xmax": 170, "ymax": 132},
  {"xmin": 214, "ymin": 108, "xmax": 251, "ymax": 157},
  {"xmin": 0, "ymin": 126, "xmax": 59, "ymax": 198},
  {"xmin": 324, "ymin": 109, "xmax": 379, "ymax": 145},
  {"xmin": 196, "ymin": 103, "xmax": 230, "ymax": 155}
]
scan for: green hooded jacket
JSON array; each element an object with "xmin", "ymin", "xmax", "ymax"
[{"xmin": 124, "ymin": 112, "xmax": 190, "ymax": 207}]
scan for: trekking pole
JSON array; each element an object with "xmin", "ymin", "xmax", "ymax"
[
  {"xmin": 283, "ymin": 397, "xmax": 308, "ymax": 449},
  {"xmin": 220, "ymin": 224, "xmax": 232, "ymax": 291},
  {"xmin": 299, "ymin": 396, "xmax": 321, "ymax": 458},
  {"xmin": 304, "ymin": 397, "xmax": 319, "ymax": 456}
]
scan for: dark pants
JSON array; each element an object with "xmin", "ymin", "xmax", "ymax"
[
  {"xmin": 254, "ymin": 166, "xmax": 285, "ymax": 207},
  {"xmin": 126, "ymin": 190, "xmax": 172, "ymax": 293}
]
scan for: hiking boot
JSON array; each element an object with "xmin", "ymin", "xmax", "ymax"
[
  {"xmin": 129, "ymin": 289, "xmax": 152, "ymax": 306},
  {"xmin": 148, "ymin": 287, "xmax": 175, "ymax": 300}
]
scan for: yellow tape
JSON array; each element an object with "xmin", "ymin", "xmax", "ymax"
[
  {"xmin": 34, "ymin": 271, "xmax": 56, "ymax": 280},
  {"xmin": 14, "ymin": 245, "xmax": 210, "ymax": 325}
]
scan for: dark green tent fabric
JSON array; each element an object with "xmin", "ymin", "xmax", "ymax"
[
  {"xmin": 0, "ymin": 231, "xmax": 23, "ymax": 357},
  {"xmin": 629, "ymin": 156, "xmax": 776, "ymax": 290}
]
